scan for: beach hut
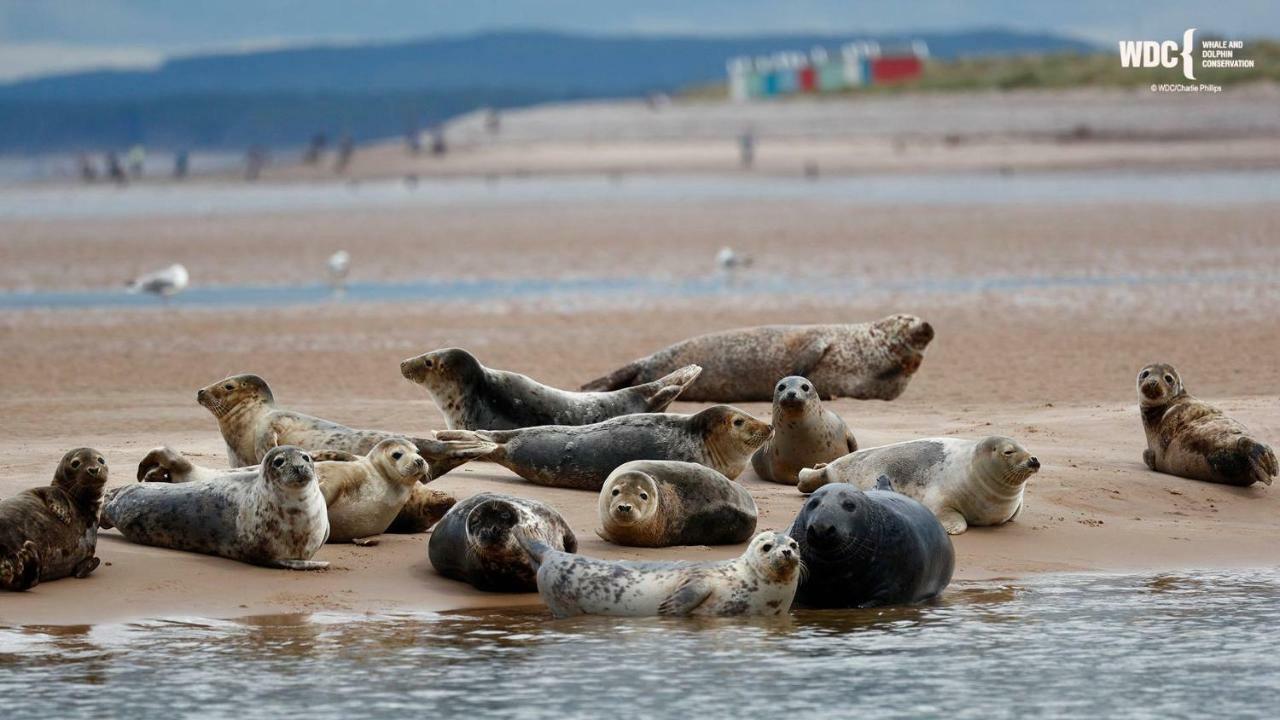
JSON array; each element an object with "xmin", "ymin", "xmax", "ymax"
[
  {"xmin": 815, "ymin": 47, "xmax": 846, "ymax": 92},
  {"xmin": 870, "ymin": 54, "xmax": 923, "ymax": 83},
  {"xmin": 727, "ymin": 57, "xmax": 751, "ymax": 102}
]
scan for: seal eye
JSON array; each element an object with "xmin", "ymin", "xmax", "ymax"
[
  {"xmin": 224, "ymin": 383, "xmax": 234, "ymax": 391},
  {"xmin": 801, "ymin": 384, "xmax": 810, "ymax": 392},
  {"xmin": 501, "ymin": 512, "xmax": 513, "ymax": 522},
  {"xmin": 761, "ymin": 543, "xmax": 773, "ymax": 553},
  {"xmin": 301, "ymin": 454, "xmax": 312, "ymax": 463},
  {"xmin": 424, "ymin": 359, "xmax": 434, "ymax": 368},
  {"xmin": 391, "ymin": 451, "xmax": 403, "ymax": 460},
  {"xmin": 841, "ymin": 501, "xmax": 856, "ymax": 511},
  {"xmin": 272, "ymin": 457, "xmax": 285, "ymax": 468},
  {"xmin": 611, "ymin": 488, "xmax": 620, "ymax": 496},
  {"xmin": 1139, "ymin": 370, "xmax": 1150, "ymax": 380},
  {"xmin": 97, "ymin": 457, "xmax": 105, "ymax": 465},
  {"xmin": 1003, "ymin": 449, "xmax": 1014, "ymax": 456},
  {"xmin": 777, "ymin": 383, "xmax": 785, "ymax": 392},
  {"xmin": 733, "ymin": 418, "xmax": 745, "ymax": 428},
  {"xmin": 639, "ymin": 492, "xmax": 649, "ymax": 501},
  {"xmin": 70, "ymin": 459, "xmax": 81, "ymax": 469},
  {"xmin": 1164, "ymin": 374, "xmax": 1175, "ymax": 384}
]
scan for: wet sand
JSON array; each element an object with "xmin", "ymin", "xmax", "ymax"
[{"xmin": 2, "ymin": 189, "xmax": 1278, "ymax": 624}]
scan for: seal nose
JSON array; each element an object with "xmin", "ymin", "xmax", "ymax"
[
  {"xmin": 786, "ymin": 391, "xmax": 797, "ymax": 400},
  {"xmin": 87, "ymin": 465, "xmax": 100, "ymax": 477},
  {"xmin": 806, "ymin": 523, "xmax": 837, "ymax": 546},
  {"xmin": 399, "ymin": 358, "xmax": 417, "ymax": 378},
  {"xmin": 1028, "ymin": 456, "xmax": 1040, "ymax": 470},
  {"xmin": 196, "ymin": 388, "xmax": 207, "ymax": 402},
  {"xmin": 781, "ymin": 547, "xmax": 793, "ymax": 559},
  {"xmin": 617, "ymin": 504, "xmax": 633, "ymax": 514},
  {"xmin": 414, "ymin": 457, "xmax": 426, "ymax": 469}
]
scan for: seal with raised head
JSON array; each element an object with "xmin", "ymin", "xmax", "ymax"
[
  {"xmin": 789, "ymin": 484, "xmax": 953, "ymax": 608},
  {"xmin": 400, "ymin": 347, "xmax": 702, "ymax": 430},
  {"xmin": 751, "ymin": 375, "xmax": 856, "ymax": 485},
  {"xmin": 597, "ymin": 460, "xmax": 757, "ymax": 547},
  {"xmin": 196, "ymin": 373, "xmax": 495, "ymax": 479},
  {"xmin": 0, "ymin": 448, "xmax": 109, "ymax": 592},
  {"xmin": 520, "ymin": 530, "xmax": 800, "ymax": 618},
  {"xmin": 428, "ymin": 493, "xmax": 576, "ymax": 592},
  {"xmin": 796, "ymin": 436, "xmax": 1039, "ymax": 535},
  {"xmin": 101, "ymin": 445, "xmax": 330, "ymax": 570},
  {"xmin": 1138, "ymin": 363, "xmax": 1276, "ymax": 487},
  {"xmin": 581, "ymin": 314, "xmax": 934, "ymax": 402},
  {"xmin": 437, "ymin": 405, "xmax": 772, "ymax": 491}
]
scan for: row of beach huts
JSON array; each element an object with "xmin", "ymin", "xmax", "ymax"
[{"xmin": 727, "ymin": 41, "xmax": 928, "ymax": 101}]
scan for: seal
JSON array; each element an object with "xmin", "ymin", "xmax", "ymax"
[
  {"xmin": 0, "ymin": 448, "xmax": 108, "ymax": 592},
  {"xmin": 428, "ymin": 493, "xmax": 576, "ymax": 592},
  {"xmin": 789, "ymin": 484, "xmax": 953, "ymax": 608},
  {"xmin": 581, "ymin": 314, "xmax": 934, "ymax": 402},
  {"xmin": 196, "ymin": 373, "xmax": 495, "ymax": 479},
  {"xmin": 437, "ymin": 405, "xmax": 772, "ymax": 490},
  {"xmin": 796, "ymin": 436, "xmax": 1040, "ymax": 535},
  {"xmin": 1138, "ymin": 363, "xmax": 1277, "ymax": 487},
  {"xmin": 596, "ymin": 460, "xmax": 757, "ymax": 547},
  {"xmin": 751, "ymin": 375, "xmax": 857, "ymax": 485},
  {"xmin": 101, "ymin": 445, "xmax": 330, "ymax": 570},
  {"xmin": 519, "ymin": 530, "xmax": 800, "ymax": 618},
  {"xmin": 400, "ymin": 347, "xmax": 702, "ymax": 430},
  {"xmin": 385, "ymin": 485, "xmax": 457, "ymax": 534}
]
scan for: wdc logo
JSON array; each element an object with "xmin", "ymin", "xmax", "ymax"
[{"xmin": 1119, "ymin": 28, "xmax": 1197, "ymax": 79}]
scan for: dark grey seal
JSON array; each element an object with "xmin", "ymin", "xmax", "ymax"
[{"xmin": 428, "ymin": 493, "xmax": 576, "ymax": 592}]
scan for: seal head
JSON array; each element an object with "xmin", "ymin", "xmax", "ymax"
[
  {"xmin": 197, "ymin": 373, "xmax": 274, "ymax": 418},
  {"xmin": 601, "ymin": 469, "xmax": 660, "ymax": 532}
]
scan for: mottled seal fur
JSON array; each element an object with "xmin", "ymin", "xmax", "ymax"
[
  {"xmin": 789, "ymin": 484, "xmax": 953, "ymax": 608},
  {"xmin": 581, "ymin": 314, "xmax": 934, "ymax": 402},
  {"xmin": 520, "ymin": 530, "xmax": 800, "ymax": 618},
  {"xmin": 1138, "ymin": 363, "xmax": 1276, "ymax": 487},
  {"xmin": 384, "ymin": 485, "xmax": 457, "ymax": 533},
  {"xmin": 428, "ymin": 493, "xmax": 576, "ymax": 592},
  {"xmin": 400, "ymin": 347, "xmax": 701, "ymax": 430},
  {"xmin": 751, "ymin": 376, "xmax": 857, "ymax": 485},
  {"xmin": 0, "ymin": 448, "xmax": 109, "ymax": 592},
  {"xmin": 102, "ymin": 445, "xmax": 330, "ymax": 570},
  {"xmin": 196, "ymin": 373, "xmax": 495, "ymax": 479},
  {"xmin": 597, "ymin": 460, "xmax": 757, "ymax": 547},
  {"xmin": 437, "ymin": 405, "xmax": 772, "ymax": 490},
  {"xmin": 796, "ymin": 436, "xmax": 1039, "ymax": 534}
]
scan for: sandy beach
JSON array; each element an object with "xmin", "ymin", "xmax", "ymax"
[{"xmin": 3, "ymin": 91, "xmax": 1279, "ymax": 626}]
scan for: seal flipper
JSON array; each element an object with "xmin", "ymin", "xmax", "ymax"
[
  {"xmin": 658, "ymin": 578, "xmax": 713, "ymax": 616},
  {"xmin": 310, "ymin": 450, "xmax": 360, "ymax": 462},
  {"xmin": 789, "ymin": 337, "xmax": 831, "ymax": 378},
  {"xmin": 0, "ymin": 540, "xmax": 41, "ymax": 591},
  {"xmin": 73, "ymin": 555, "xmax": 100, "ymax": 579},
  {"xmin": 874, "ymin": 475, "xmax": 894, "ymax": 492},
  {"xmin": 1244, "ymin": 438, "xmax": 1277, "ymax": 487},
  {"xmin": 266, "ymin": 559, "xmax": 330, "ymax": 571},
  {"xmin": 137, "ymin": 446, "xmax": 196, "ymax": 483},
  {"xmin": 580, "ymin": 359, "xmax": 643, "ymax": 392},
  {"xmin": 411, "ymin": 434, "xmax": 500, "ymax": 481},
  {"xmin": 634, "ymin": 364, "xmax": 703, "ymax": 411}
]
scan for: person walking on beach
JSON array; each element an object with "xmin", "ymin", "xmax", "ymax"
[
  {"xmin": 335, "ymin": 135, "xmax": 354, "ymax": 173},
  {"xmin": 106, "ymin": 152, "xmax": 127, "ymax": 184}
]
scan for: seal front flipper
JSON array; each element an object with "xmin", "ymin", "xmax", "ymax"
[
  {"xmin": 0, "ymin": 540, "xmax": 42, "ymax": 591},
  {"xmin": 267, "ymin": 559, "xmax": 330, "ymax": 571},
  {"xmin": 936, "ymin": 508, "xmax": 968, "ymax": 535},
  {"xmin": 351, "ymin": 536, "xmax": 380, "ymax": 547},
  {"xmin": 310, "ymin": 450, "xmax": 360, "ymax": 462},
  {"xmin": 1142, "ymin": 449, "xmax": 1157, "ymax": 471},
  {"xmin": 789, "ymin": 338, "xmax": 831, "ymax": 378},
  {"xmin": 73, "ymin": 556, "xmax": 100, "ymax": 579},
  {"xmin": 580, "ymin": 359, "xmax": 643, "ymax": 392},
  {"xmin": 658, "ymin": 578, "xmax": 713, "ymax": 616},
  {"xmin": 635, "ymin": 364, "xmax": 703, "ymax": 411}
]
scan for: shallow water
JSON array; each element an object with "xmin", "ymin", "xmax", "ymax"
[{"xmin": 2, "ymin": 570, "xmax": 1277, "ymax": 719}]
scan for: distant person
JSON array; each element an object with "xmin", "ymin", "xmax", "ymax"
[
  {"xmin": 303, "ymin": 133, "xmax": 327, "ymax": 164},
  {"xmin": 738, "ymin": 129, "xmax": 755, "ymax": 169},
  {"xmin": 485, "ymin": 108, "xmax": 501, "ymax": 135},
  {"xmin": 335, "ymin": 135, "xmax": 354, "ymax": 174},
  {"xmin": 173, "ymin": 150, "xmax": 189, "ymax": 180},
  {"xmin": 77, "ymin": 153, "xmax": 97, "ymax": 183},
  {"xmin": 245, "ymin": 146, "xmax": 266, "ymax": 181},
  {"xmin": 105, "ymin": 152, "xmax": 127, "ymax": 184},
  {"xmin": 405, "ymin": 119, "xmax": 422, "ymax": 155},
  {"xmin": 126, "ymin": 145, "xmax": 146, "ymax": 178},
  {"xmin": 430, "ymin": 127, "xmax": 447, "ymax": 157}
]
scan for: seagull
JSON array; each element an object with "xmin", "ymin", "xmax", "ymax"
[
  {"xmin": 126, "ymin": 263, "xmax": 188, "ymax": 302},
  {"xmin": 327, "ymin": 250, "xmax": 351, "ymax": 293},
  {"xmin": 716, "ymin": 246, "xmax": 753, "ymax": 273}
]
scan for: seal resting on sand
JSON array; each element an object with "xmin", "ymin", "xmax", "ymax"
[
  {"xmin": 597, "ymin": 460, "xmax": 757, "ymax": 547},
  {"xmin": 400, "ymin": 347, "xmax": 701, "ymax": 430},
  {"xmin": 196, "ymin": 373, "xmax": 494, "ymax": 479},
  {"xmin": 520, "ymin": 530, "xmax": 800, "ymax": 618},
  {"xmin": 437, "ymin": 405, "xmax": 772, "ymax": 490},
  {"xmin": 0, "ymin": 448, "xmax": 109, "ymax": 591},
  {"xmin": 428, "ymin": 493, "xmax": 576, "ymax": 592},
  {"xmin": 1137, "ymin": 363, "xmax": 1276, "ymax": 487},
  {"xmin": 752, "ymin": 375, "xmax": 856, "ymax": 485},
  {"xmin": 796, "ymin": 436, "xmax": 1040, "ymax": 534},
  {"xmin": 789, "ymin": 484, "xmax": 953, "ymax": 608},
  {"xmin": 581, "ymin": 314, "xmax": 934, "ymax": 402}
]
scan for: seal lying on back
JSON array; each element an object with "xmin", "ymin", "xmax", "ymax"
[
  {"xmin": 0, "ymin": 448, "xmax": 109, "ymax": 591},
  {"xmin": 101, "ymin": 445, "xmax": 329, "ymax": 570},
  {"xmin": 752, "ymin": 376, "xmax": 856, "ymax": 485},
  {"xmin": 520, "ymin": 530, "xmax": 800, "ymax": 618},
  {"xmin": 428, "ymin": 493, "xmax": 576, "ymax": 592},
  {"xmin": 1138, "ymin": 363, "xmax": 1276, "ymax": 487},
  {"xmin": 196, "ymin": 373, "xmax": 494, "ymax": 479},
  {"xmin": 597, "ymin": 460, "xmax": 757, "ymax": 547},
  {"xmin": 796, "ymin": 436, "xmax": 1040, "ymax": 534},
  {"xmin": 581, "ymin": 314, "xmax": 934, "ymax": 402},
  {"xmin": 438, "ymin": 405, "xmax": 772, "ymax": 490},
  {"xmin": 789, "ymin": 485, "xmax": 953, "ymax": 608},
  {"xmin": 400, "ymin": 347, "xmax": 701, "ymax": 430}
]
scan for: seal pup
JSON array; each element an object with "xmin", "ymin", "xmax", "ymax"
[
  {"xmin": 400, "ymin": 347, "xmax": 701, "ymax": 430},
  {"xmin": 751, "ymin": 376, "xmax": 857, "ymax": 485},
  {"xmin": 428, "ymin": 493, "xmax": 576, "ymax": 592},
  {"xmin": 1137, "ymin": 363, "xmax": 1276, "ymax": 487},
  {"xmin": 0, "ymin": 448, "xmax": 109, "ymax": 591},
  {"xmin": 519, "ymin": 530, "xmax": 800, "ymax": 618},
  {"xmin": 789, "ymin": 484, "xmax": 953, "ymax": 608},
  {"xmin": 796, "ymin": 436, "xmax": 1039, "ymax": 535},
  {"xmin": 196, "ymin": 373, "xmax": 495, "ymax": 479},
  {"xmin": 101, "ymin": 445, "xmax": 329, "ymax": 570},
  {"xmin": 597, "ymin": 460, "xmax": 757, "ymax": 547},
  {"xmin": 581, "ymin": 314, "xmax": 934, "ymax": 402},
  {"xmin": 437, "ymin": 405, "xmax": 772, "ymax": 491}
]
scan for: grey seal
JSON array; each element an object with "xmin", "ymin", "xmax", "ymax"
[
  {"xmin": 428, "ymin": 493, "xmax": 576, "ymax": 592},
  {"xmin": 597, "ymin": 460, "xmax": 757, "ymax": 547},
  {"xmin": 751, "ymin": 375, "xmax": 857, "ymax": 485}
]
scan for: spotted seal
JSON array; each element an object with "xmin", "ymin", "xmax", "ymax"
[
  {"xmin": 1138, "ymin": 363, "xmax": 1276, "ymax": 487},
  {"xmin": 519, "ymin": 530, "xmax": 800, "ymax": 618},
  {"xmin": 796, "ymin": 436, "xmax": 1039, "ymax": 534},
  {"xmin": 597, "ymin": 460, "xmax": 757, "ymax": 547},
  {"xmin": 581, "ymin": 314, "xmax": 934, "ymax": 402},
  {"xmin": 751, "ymin": 375, "xmax": 857, "ymax": 485},
  {"xmin": 196, "ymin": 373, "xmax": 495, "ymax": 479},
  {"xmin": 0, "ymin": 448, "xmax": 109, "ymax": 591},
  {"xmin": 400, "ymin": 347, "xmax": 701, "ymax": 430},
  {"xmin": 437, "ymin": 405, "xmax": 772, "ymax": 490},
  {"xmin": 789, "ymin": 484, "xmax": 953, "ymax": 608},
  {"xmin": 428, "ymin": 493, "xmax": 576, "ymax": 592},
  {"xmin": 101, "ymin": 445, "xmax": 329, "ymax": 570}
]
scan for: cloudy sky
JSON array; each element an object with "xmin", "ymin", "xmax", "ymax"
[{"xmin": 1, "ymin": 0, "xmax": 1275, "ymax": 81}]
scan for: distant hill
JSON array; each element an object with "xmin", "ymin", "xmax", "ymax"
[{"xmin": 0, "ymin": 29, "xmax": 1096, "ymax": 152}]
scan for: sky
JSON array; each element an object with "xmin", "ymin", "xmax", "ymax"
[{"xmin": 1, "ymin": 0, "xmax": 1276, "ymax": 81}]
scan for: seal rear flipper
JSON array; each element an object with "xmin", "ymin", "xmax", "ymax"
[
  {"xmin": 580, "ymin": 360, "xmax": 643, "ymax": 392},
  {"xmin": 136, "ymin": 446, "xmax": 195, "ymax": 483},
  {"xmin": 266, "ymin": 559, "xmax": 330, "ymax": 571},
  {"xmin": 658, "ymin": 579, "xmax": 713, "ymax": 616},
  {"xmin": 412, "ymin": 435, "xmax": 500, "ymax": 481},
  {"xmin": 635, "ymin": 364, "xmax": 703, "ymax": 411},
  {"xmin": 513, "ymin": 529, "xmax": 552, "ymax": 567},
  {"xmin": 1244, "ymin": 438, "xmax": 1278, "ymax": 486},
  {"xmin": 795, "ymin": 464, "xmax": 830, "ymax": 494},
  {"xmin": 0, "ymin": 540, "xmax": 41, "ymax": 591},
  {"xmin": 874, "ymin": 475, "xmax": 893, "ymax": 492}
]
